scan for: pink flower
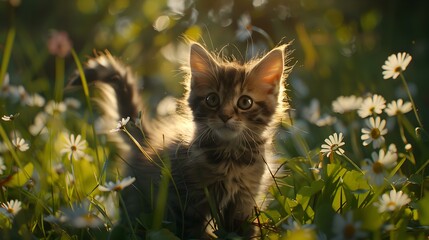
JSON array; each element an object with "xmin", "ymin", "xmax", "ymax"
[{"xmin": 47, "ymin": 31, "xmax": 73, "ymax": 58}]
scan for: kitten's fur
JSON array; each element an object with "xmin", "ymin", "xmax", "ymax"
[{"xmin": 70, "ymin": 42, "xmax": 290, "ymax": 239}]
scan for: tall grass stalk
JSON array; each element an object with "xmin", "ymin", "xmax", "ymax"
[
  {"xmin": 54, "ymin": 56, "xmax": 65, "ymax": 102},
  {"xmin": 0, "ymin": 25, "xmax": 15, "ymax": 87},
  {"xmin": 119, "ymin": 194, "xmax": 138, "ymax": 240},
  {"xmin": 342, "ymin": 154, "xmax": 363, "ymax": 173},
  {"xmin": 70, "ymin": 48, "xmax": 102, "ymax": 171},
  {"xmin": 152, "ymin": 166, "xmax": 171, "ymax": 230}
]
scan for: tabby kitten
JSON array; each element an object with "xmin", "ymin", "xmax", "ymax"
[{"xmin": 71, "ymin": 42, "xmax": 290, "ymax": 239}]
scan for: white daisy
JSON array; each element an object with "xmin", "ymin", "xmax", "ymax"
[
  {"xmin": 357, "ymin": 94, "xmax": 386, "ymax": 118},
  {"xmin": 60, "ymin": 134, "xmax": 87, "ymax": 160},
  {"xmin": 0, "ymin": 156, "xmax": 6, "ymax": 175},
  {"xmin": 71, "ymin": 212, "xmax": 103, "ymax": 228},
  {"xmin": 62, "ymin": 201, "xmax": 103, "ymax": 228},
  {"xmin": 382, "ymin": 52, "xmax": 412, "ymax": 80},
  {"xmin": 110, "ymin": 117, "xmax": 130, "ymax": 133},
  {"xmin": 320, "ymin": 132, "xmax": 345, "ymax": 157},
  {"xmin": 315, "ymin": 114, "xmax": 337, "ymax": 127},
  {"xmin": 384, "ymin": 99, "xmax": 412, "ymax": 116},
  {"xmin": 44, "ymin": 100, "xmax": 67, "ymax": 115},
  {"xmin": 332, "ymin": 95, "xmax": 363, "ymax": 114},
  {"xmin": 281, "ymin": 217, "xmax": 317, "ymax": 239},
  {"xmin": 25, "ymin": 93, "xmax": 45, "ymax": 107},
  {"xmin": 0, "ymin": 199, "xmax": 22, "ymax": 218},
  {"xmin": 64, "ymin": 98, "xmax": 82, "ymax": 109},
  {"xmin": 236, "ymin": 13, "xmax": 253, "ymax": 41},
  {"xmin": 98, "ymin": 176, "xmax": 136, "ymax": 192},
  {"xmin": 12, "ymin": 137, "xmax": 30, "ymax": 152},
  {"xmin": 29, "ymin": 112, "xmax": 48, "ymax": 136},
  {"xmin": 332, "ymin": 212, "xmax": 367, "ymax": 240},
  {"xmin": 375, "ymin": 189, "xmax": 410, "ymax": 213},
  {"xmin": 1, "ymin": 115, "xmax": 12, "ymax": 121},
  {"xmin": 362, "ymin": 144, "xmax": 398, "ymax": 186},
  {"xmin": 361, "ymin": 117, "xmax": 388, "ymax": 148},
  {"xmin": 1, "ymin": 113, "xmax": 18, "ymax": 121}
]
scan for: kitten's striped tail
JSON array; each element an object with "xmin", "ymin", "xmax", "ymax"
[
  {"xmin": 69, "ymin": 51, "xmax": 142, "ymax": 122},
  {"xmin": 68, "ymin": 52, "xmax": 146, "ymax": 156}
]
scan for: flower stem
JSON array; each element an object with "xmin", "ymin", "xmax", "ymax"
[
  {"xmin": 252, "ymin": 26, "xmax": 275, "ymax": 48},
  {"xmin": 349, "ymin": 119, "xmax": 362, "ymax": 159},
  {"xmin": 399, "ymin": 72, "xmax": 423, "ymax": 129},
  {"xmin": 69, "ymin": 155, "xmax": 82, "ymax": 201},
  {"xmin": 54, "ymin": 56, "xmax": 65, "ymax": 102},
  {"xmin": 396, "ymin": 115, "xmax": 408, "ymax": 144},
  {"xmin": 123, "ymin": 128, "xmax": 159, "ymax": 168},
  {"xmin": 342, "ymin": 153, "xmax": 363, "ymax": 173}
]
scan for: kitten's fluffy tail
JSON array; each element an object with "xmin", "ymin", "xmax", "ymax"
[
  {"xmin": 69, "ymin": 51, "xmax": 142, "ymax": 122},
  {"xmin": 68, "ymin": 52, "xmax": 145, "ymax": 155}
]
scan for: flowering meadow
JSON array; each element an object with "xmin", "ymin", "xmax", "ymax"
[{"xmin": 1, "ymin": 0, "xmax": 429, "ymax": 239}]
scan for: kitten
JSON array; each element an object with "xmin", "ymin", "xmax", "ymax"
[{"xmin": 70, "ymin": 42, "xmax": 290, "ymax": 239}]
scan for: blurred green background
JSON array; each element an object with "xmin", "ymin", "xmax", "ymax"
[{"xmin": 1, "ymin": 0, "xmax": 428, "ymax": 124}]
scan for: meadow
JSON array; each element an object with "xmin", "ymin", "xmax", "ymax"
[{"xmin": 0, "ymin": 0, "xmax": 428, "ymax": 239}]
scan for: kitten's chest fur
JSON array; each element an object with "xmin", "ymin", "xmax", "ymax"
[{"xmin": 182, "ymin": 141, "xmax": 267, "ymax": 207}]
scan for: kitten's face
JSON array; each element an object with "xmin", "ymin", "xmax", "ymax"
[{"xmin": 188, "ymin": 43, "xmax": 285, "ymax": 142}]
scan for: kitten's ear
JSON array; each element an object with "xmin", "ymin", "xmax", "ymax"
[
  {"xmin": 247, "ymin": 46, "xmax": 285, "ymax": 93},
  {"xmin": 189, "ymin": 43, "xmax": 219, "ymax": 83}
]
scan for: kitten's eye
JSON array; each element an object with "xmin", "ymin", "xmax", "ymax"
[
  {"xmin": 205, "ymin": 93, "xmax": 220, "ymax": 108},
  {"xmin": 237, "ymin": 95, "xmax": 253, "ymax": 110}
]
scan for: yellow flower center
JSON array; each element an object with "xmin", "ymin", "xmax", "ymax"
[
  {"xmin": 372, "ymin": 161, "xmax": 384, "ymax": 174},
  {"xmin": 343, "ymin": 224, "xmax": 356, "ymax": 239},
  {"xmin": 7, "ymin": 207, "xmax": 13, "ymax": 214},
  {"xmin": 387, "ymin": 201, "xmax": 397, "ymax": 210},
  {"xmin": 83, "ymin": 213, "xmax": 97, "ymax": 224},
  {"xmin": 394, "ymin": 66, "xmax": 402, "ymax": 73},
  {"xmin": 370, "ymin": 128, "xmax": 380, "ymax": 139}
]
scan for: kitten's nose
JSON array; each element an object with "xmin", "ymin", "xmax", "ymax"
[{"xmin": 219, "ymin": 113, "xmax": 232, "ymax": 123}]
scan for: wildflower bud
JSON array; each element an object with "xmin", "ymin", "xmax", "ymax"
[
  {"xmin": 9, "ymin": 0, "xmax": 21, "ymax": 7},
  {"xmin": 415, "ymin": 127, "xmax": 421, "ymax": 137},
  {"xmin": 47, "ymin": 31, "xmax": 73, "ymax": 58},
  {"xmin": 405, "ymin": 143, "xmax": 412, "ymax": 152}
]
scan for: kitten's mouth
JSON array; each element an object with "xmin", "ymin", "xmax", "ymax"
[{"xmin": 213, "ymin": 123, "xmax": 242, "ymax": 140}]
